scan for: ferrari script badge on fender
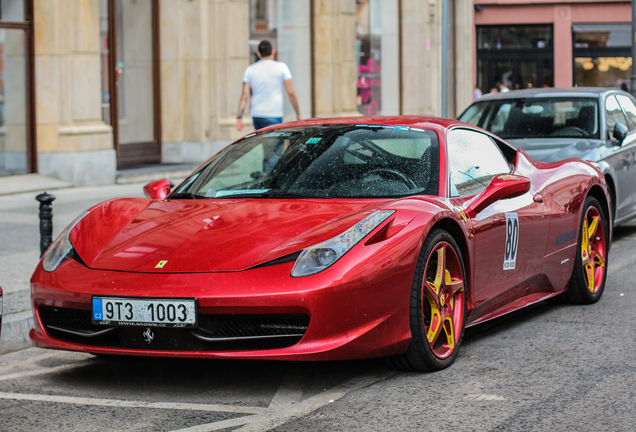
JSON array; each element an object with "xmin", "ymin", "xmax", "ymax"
[
  {"xmin": 143, "ymin": 328, "xmax": 154, "ymax": 344},
  {"xmin": 496, "ymin": 174, "xmax": 521, "ymax": 181},
  {"xmin": 155, "ymin": 260, "xmax": 168, "ymax": 269}
]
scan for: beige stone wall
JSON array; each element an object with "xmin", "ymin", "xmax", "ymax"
[
  {"xmin": 454, "ymin": 0, "xmax": 474, "ymax": 116},
  {"xmin": 312, "ymin": 0, "xmax": 358, "ymax": 118},
  {"xmin": 400, "ymin": 0, "xmax": 473, "ymax": 118},
  {"xmin": 160, "ymin": 0, "xmax": 250, "ymax": 149},
  {"xmin": 34, "ymin": 0, "xmax": 112, "ymax": 155},
  {"xmin": 401, "ymin": 0, "xmax": 442, "ymax": 117}
]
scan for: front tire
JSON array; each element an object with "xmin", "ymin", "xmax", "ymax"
[
  {"xmin": 388, "ymin": 228, "xmax": 467, "ymax": 371},
  {"xmin": 565, "ymin": 195, "xmax": 608, "ymax": 304}
]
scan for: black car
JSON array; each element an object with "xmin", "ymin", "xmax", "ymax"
[{"xmin": 459, "ymin": 87, "xmax": 636, "ymax": 226}]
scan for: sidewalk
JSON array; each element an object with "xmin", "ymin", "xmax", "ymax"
[{"xmin": 0, "ymin": 166, "xmax": 194, "ymax": 354}]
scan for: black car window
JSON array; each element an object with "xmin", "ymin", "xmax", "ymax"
[
  {"xmin": 447, "ymin": 129, "xmax": 511, "ymax": 197},
  {"xmin": 459, "ymin": 98, "xmax": 599, "ymax": 139},
  {"xmin": 606, "ymin": 95, "xmax": 628, "ymax": 139},
  {"xmin": 616, "ymin": 94, "xmax": 636, "ymax": 131}
]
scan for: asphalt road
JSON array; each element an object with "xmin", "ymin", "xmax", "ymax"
[{"xmin": 1, "ymin": 221, "xmax": 635, "ymax": 431}]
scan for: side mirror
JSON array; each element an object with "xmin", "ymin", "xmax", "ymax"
[
  {"xmin": 613, "ymin": 122, "xmax": 628, "ymax": 144},
  {"xmin": 465, "ymin": 174, "xmax": 531, "ymax": 217},
  {"xmin": 143, "ymin": 179, "xmax": 173, "ymax": 200}
]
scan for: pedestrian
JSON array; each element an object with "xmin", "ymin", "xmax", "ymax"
[
  {"xmin": 235, "ymin": 40, "xmax": 302, "ymax": 132},
  {"xmin": 473, "ymin": 86, "xmax": 482, "ymax": 100},
  {"xmin": 498, "ymin": 82, "xmax": 510, "ymax": 93}
]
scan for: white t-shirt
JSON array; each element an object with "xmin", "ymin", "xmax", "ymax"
[{"xmin": 243, "ymin": 59, "xmax": 292, "ymax": 118}]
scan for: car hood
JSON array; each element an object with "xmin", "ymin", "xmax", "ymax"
[
  {"xmin": 506, "ymin": 138, "xmax": 613, "ymax": 163},
  {"xmin": 69, "ymin": 197, "xmax": 392, "ymax": 273}
]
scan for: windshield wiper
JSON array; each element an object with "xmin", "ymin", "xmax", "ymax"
[
  {"xmin": 168, "ymin": 192, "xmax": 205, "ymax": 200},
  {"xmin": 458, "ymin": 167, "xmax": 488, "ymax": 187},
  {"xmin": 264, "ymin": 191, "xmax": 327, "ymax": 198},
  {"xmin": 213, "ymin": 190, "xmax": 326, "ymax": 199}
]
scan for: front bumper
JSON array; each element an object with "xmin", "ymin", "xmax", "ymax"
[{"xmin": 30, "ymin": 255, "xmax": 414, "ymax": 361}]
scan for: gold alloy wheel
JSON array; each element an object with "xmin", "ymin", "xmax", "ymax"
[
  {"xmin": 580, "ymin": 205, "xmax": 606, "ymax": 294},
  {"xmin": 422, "ymin": 241, "xmax": 465, "ymax": 360}
]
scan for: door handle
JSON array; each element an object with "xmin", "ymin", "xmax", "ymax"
[{"xmin": 533, "ymin": 193, "xmax": 543, "ymax": 203}]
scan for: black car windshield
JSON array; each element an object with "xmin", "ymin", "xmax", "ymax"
[
  {"xmin": 459, "ymin": 97, "xmax": 600, "ymax": 139},
  {"xmin": 171, "ymin": 125, "xmax": 439, "ymax": 199}
]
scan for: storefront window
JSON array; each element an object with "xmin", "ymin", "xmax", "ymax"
[
  {"xmin": 575, "ymin": 57, "xmax": 631, "ymax": 89},
  {"xmin": 355, "ymin": 0, "xmax": 399, "ymax": 116},
  {"xmin": 0, "ymin": 12, "xmax": 29, "ymax": 176},
  {"xmin": 248, "ymin": 0, "xmax": 311, "ymax": 121},
  {"xmin": 573, "ymin": 24, "xmax": 631, "ymax": 89},
  {"xmin": 478, "ymin": 25, "xmax": 552, "ymax": 50},
  {"xmin": 476, "ymin": 25, "xmax": 554, "ymax": 94}
]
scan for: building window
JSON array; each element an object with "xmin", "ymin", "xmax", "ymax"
[
  {"xmin": 573, "ymin": 23, "xmax": 631, "ymax": 89},
  {"xmin": 476, "ymin": 25, "xmax": 554, "ymax": 94},
  {"xmin": 0, "ymin": 0, "xmax": 32, "ymax": 177}
]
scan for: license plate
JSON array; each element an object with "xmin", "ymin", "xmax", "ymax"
[{"xmin": 91, "ymin": 296, "xmax": 197, "ymax": 328}]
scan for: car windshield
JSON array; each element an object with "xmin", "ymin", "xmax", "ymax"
[
  {"xmin": 459, "ymin": 97, "xmax": 600, "ymax": 139},
  {"xmin": 171, "ymin": 125, "xmax": 439, "ymax": 199}
]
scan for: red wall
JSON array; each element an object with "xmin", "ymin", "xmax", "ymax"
[{"xmin": 474, "ymin": 2, "xmax": 631, "ymax": 87}]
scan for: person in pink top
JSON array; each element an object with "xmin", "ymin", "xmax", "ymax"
[{"xmin": 236, "ymin": 40, "xmax": 302, "ymax": 131}]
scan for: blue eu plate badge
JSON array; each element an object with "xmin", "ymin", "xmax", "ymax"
[{"xmin": 92, "ymin": 298, "xmax": 103, "ymax": 321}]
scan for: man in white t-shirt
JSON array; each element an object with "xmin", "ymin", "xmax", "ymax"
[{"xmin": 235, "ymin": 40, "xmax": 302, "ymax": 131}]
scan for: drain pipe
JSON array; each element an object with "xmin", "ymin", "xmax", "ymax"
[{"xmin": 441, "ymin": 0, "xmax": 449, "ymax": 118}]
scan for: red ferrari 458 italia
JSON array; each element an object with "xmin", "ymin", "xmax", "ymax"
[{"xmin": 30, "ymin": 117, "xmax": 611, "ymax": 371}]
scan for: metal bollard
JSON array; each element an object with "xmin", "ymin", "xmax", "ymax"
[{"xmin": 36, "ymin": 192, "xmax": 56, "ymax": 257}]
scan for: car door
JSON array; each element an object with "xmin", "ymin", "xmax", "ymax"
[
  {"xmin": 447, "ymin": 129, "xmax": 550, "ymax": 316},
  {"xmin": 610, "ymin": 94, "xmax": 636, "ymax": 222}
]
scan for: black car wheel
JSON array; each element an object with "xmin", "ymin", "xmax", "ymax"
[
  {"xmin": 387, "ymin": 228, "xmax": 467, "ymax": 371},
  {"xmin": 565, "ymin": 195, "xmax": 608, "ymax": 304}
]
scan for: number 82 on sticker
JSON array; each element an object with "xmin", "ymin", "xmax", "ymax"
[{"xmin": 504, "ymin": 213, "xmax": 519, "ymax": 270}]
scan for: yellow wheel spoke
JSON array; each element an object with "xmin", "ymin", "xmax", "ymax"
[
  {"xmin": 585, "ymin": 262, "xmax": 595, "ymax": 292},
  {"xmin": 430, "ymin": 246, "xmax": 446, "ymax": 295},
  {"xmin": 426, "ymin": 311, "xmax": 442, "ymax": 343},
  {"xmin": 443, "ymin": 317, "xmax": 455, "ymax": 349},
  {"xmin": 593, "ymin": 253, "xmax": 605, "ymax": 268},
  {"xmin": 445, "ymin": 269, "xmax": 464, "ymax": 296},
  {"xmin": 587, "ymin": 216, "xmax": 599, "ymax": 240},
  {"xmin": 581, "ymin": 219, "xmax": 589, "ymax": 254}
]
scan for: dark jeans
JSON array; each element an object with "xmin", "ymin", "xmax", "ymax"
[{"xmin": 253, "ymin": 116, "xmax": 283, "ymax": 130}]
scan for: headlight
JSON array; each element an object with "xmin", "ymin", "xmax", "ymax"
[
  {"xmin": 291, "ymin": 210, "xmax": 394, "ymax": 277},
  {"xmin": 42, "ymin": 211, "xmax": 89, "ymax": 272}
]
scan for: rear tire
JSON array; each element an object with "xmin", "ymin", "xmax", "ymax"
[
  {"xmin": 387, "ymin": 228, "xmax": 467, "ymax": 371},
  {"xmin": 565, "ymin": 196, "xmax": 608, "ymax": 304}
]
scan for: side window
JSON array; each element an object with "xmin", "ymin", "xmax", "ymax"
[
  {"xmin": 605, "ymin": 95, "xmax": 628, "ymax": 139},
  {"xmin": 447, "ymin": 129, "xmax": 511, "ymax": 197},
  {"xmin": 616, "ymin": 95, "xmax": 636, "ymax": 130},
  {"xmin": 489, "ymin": 103, "xmax": 512, "ymax": 136}
]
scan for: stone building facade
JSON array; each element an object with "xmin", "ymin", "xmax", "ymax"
[
  {"xmin": 473, "ymin": 0, "xmax": 632, "ymax": 93},
  {"xmin": 1, "ymin": 0, "xmax": 473, "ymax": 185}
]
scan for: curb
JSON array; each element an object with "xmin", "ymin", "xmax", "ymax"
[
  {"xmin": 0, "ymin": 311, "xmax": 34, "ymax": 355},
  {"xmin": 0, "ymin": 174, "xmax": 73, "ymax": 197}
]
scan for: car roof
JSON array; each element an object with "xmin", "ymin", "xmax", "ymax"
[{"xmin": 476, "ymin": 87, "xmax": 628, "ymax": 102}]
